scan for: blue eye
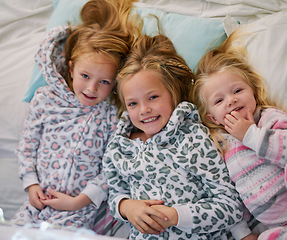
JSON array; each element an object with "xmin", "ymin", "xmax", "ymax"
[
  {"xmin": 100, "ymin": 80, "xmax": 110, "ymax": 85},
  {"xmin": 127, "ymin": 102, "xmax": 136, "ymax": 107},
  {"xmin": 150, "ymin": 95, "xmax": 158, "ymax": 100},
  {"xmin": 82, "ymin": 74, "xmax": 89, "ymax": 79}
]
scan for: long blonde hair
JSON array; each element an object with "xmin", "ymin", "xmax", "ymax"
[
  {"xmin": 116, "ymin": 34, "xmax": 194, "ymax": 118},
  {"xmin": 65, "ymin": 0, "xmax": 141, "ymax": 103},
  {"xmin": 191, "ymin": 30, "xmax": 278, "ymax": 154}
]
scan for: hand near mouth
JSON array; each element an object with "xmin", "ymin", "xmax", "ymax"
[{"xmin": 224, "ymin": 108, "xmax": 255, "ymax": 141}]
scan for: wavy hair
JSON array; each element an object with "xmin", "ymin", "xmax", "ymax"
[
  {"xmin": 191, "ymin": 30, "xmax": 279, "ymax": 153},
  {"xmin": 116, "ymin": 34, "xmax": 194, "ymax": 118},
  {"xmin": 64, "ymin": 0, "xmax": 141, "ymax": 103}
]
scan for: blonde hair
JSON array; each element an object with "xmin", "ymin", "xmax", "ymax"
[
  {"xmin": 116, "ymin": 34, "xmax": 194, "ymax": 118},
  {"xmin": 191, "ymin": 30, "xmax": 278, "ymax": 154},
  {"xmin": 64, "ymin": 0, "xmax": 141, "ymax": 103}
]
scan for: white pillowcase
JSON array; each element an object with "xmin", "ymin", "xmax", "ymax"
[{"xmin": 236, "ymin": 10, "xmax": 287, "ymax": 108}]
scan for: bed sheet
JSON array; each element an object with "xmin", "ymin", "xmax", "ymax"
[
  {"xmin": 135, "ymin": 0, "xmax": 287, "ymax": 23},
  {"xmin": 0, "ymin": 0, "xmax": 54, "ymax": 220}
]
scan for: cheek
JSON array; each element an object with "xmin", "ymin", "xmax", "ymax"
[
  {"xmin": 128, "ymin": 110, "xmax": 138, "ymax": 125},
  {"xmin": 72, "ymin": 80, "xmax": 79, "ymax": 92}
]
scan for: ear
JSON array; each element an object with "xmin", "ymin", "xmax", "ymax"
[{"xmin": 206, "ymin": 113, "xmax": 220, "ymax": 125}]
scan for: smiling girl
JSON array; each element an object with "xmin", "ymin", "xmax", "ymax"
[
  {"xmin": 191, "ymin": 31, "xmax": 287, "ymax": 240},
  {"xmin": 11, "ymin": 0, "xmax": 140, "ymax": 235},
  {"xmin": 102, "ymin": 34, "xmax": 250, "ymax": 240}
]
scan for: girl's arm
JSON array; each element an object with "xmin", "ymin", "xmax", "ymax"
[
  {"xmin": 46, "ymin": 106, "xmax": 120, "ymax": 210},
  {"xmin": 103, "ymin": 149, "xmax": 167, "ymax": 235},
  {"xmin": 16, "ymin": 93, "xmax": 44, "ymax": 190},
  {"xmin": 177, "ymin": 122, "xmax": 245, "ymax": 235},
  {"xmin": 243, "ymin": 109, "xmax": 287, "ymax": 168}
]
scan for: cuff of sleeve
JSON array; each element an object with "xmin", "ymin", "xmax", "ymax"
[
  {"xmin": 22, "ymin": 174, "xmax": 39, "ymax": 191},
  {"xmin": 114, "ymin": 195, "xmax": 131, "ymax": 222},
  {"xmin": 242, "ymin": 124, "xmax": 258, "ymax": 150},
  {"xmin": 173, "ymin": 205, "xmax": 193, "ymax": 233},
  {"xmin": 82, "ymin": 185, "xmax": 107, "ymax": 208},
  {"xmin": 229, "ymin": 220, "xmax": 252, "ymax": 240}
]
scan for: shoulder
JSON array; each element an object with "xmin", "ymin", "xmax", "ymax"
[
  {"xmin": 259, "ymin": 107, "xmax": 287, "ymax": 128},
  {"xmin": 31, "ymin": 86, "xmax": 53, "ymax": 103},
  {"xmin": 100, "ymin": 101, "xmax": 118, "ymax": 116},
  {"xmin": 172, "ymin": 101, "xmax": 201, "ymax": 123}
]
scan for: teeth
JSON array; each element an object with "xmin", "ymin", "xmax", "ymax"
[
  {"xmin": 230, "ymin": 107, "xmax": 242, "ymax": 113},
  {"xmin": 142, "ymin": 117, "xmax": 157, "ymax": 123}
]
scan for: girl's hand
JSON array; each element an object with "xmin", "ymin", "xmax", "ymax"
[
  {"xmin": 119, "ymin": 199, "xmax": 167, "ymax": 235},
  {"xmin": 224, "ymin": 108, "xmax": 255, "ymax": 141},
  {"xmin": 150, "ymin": 205, "xmax": 178, "ymax": 229},
  {"xmin": 41, "ymin": 189, "xmax": 92, "ymax": 211},
  {"xmin": 28, "ymin": 184, "xmax": 48, "ymax": 210},
  {"xmin": 241, "ymin": 233, "xmax": 258, "ymax": 240}
]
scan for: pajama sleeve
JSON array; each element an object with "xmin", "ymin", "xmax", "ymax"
[
  {"xmin": 16, "ymin": 92, "xmax": 44, "ymax": 190},
  {"xmin": 243, "ymin": 109, "xmax": 287, "ymax": 169},
  {"xmin": 102, "ymin": 145, "xmax": 131, "ymax": 221},
  {"xmin": 174, "ymin": 123, "xmax": 244, "ymax": 235},
  {"xmin": 81, "ymin": 105, "xmax": 119, "ymax": 208}
]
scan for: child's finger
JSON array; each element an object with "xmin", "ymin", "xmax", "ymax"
[
  {"xmin": 47, "ymin": 189, "xmax": 59, "ymax": 198},
  {"xmin": 135, "ymin": 221, "xmax": 160, "ymax": 235},
  {"xmin": 246, "ymin": 108, "xmax": 254, "ymax": 121},
  {"xmin": 37, "ymin": 190, "xmax": 47, "ymax": 200},
  {"xmin": 144, "ymin": 199, "xmax": 164, "ymax": 206},
  {"xmin": 148, "ymin": 207, "xmax": 168, "ymax": 222},
  {"xmin": 144, "ymin": 215, "xmax": 164, "ymax": 233}
]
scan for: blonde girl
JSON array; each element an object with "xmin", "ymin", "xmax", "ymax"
[
  {"xmin": 11, "ymin": 0, "xmax": 140, "ymax": 235},
  {"xmin": 102, "ymin": 34, "xmax": 249, "ymax": 240},
  {"xmin": 192, "ymin": 31, "xmax": 287, "ymax": 239}
]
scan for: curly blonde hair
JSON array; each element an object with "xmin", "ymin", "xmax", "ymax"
[{"xmin": 191, "ymin": 30, "xmax": 278, "ymax": 154}]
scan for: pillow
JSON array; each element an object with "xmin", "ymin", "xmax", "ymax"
[
  {"xmin": 23, "ymin": 0, "xmax": 227, "ymax": 102},
  {"xmin": 234, "ymin": 10, "xmax": 287, "ymax": 108},
  {"xmin": 137, "ymin": 7, "xmax": 226, "ymax": 72}
]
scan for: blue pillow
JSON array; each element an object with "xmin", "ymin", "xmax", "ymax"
[
  {"xmin": 138, "ymin": 8, "xmax": 226, "ymax": 72},
  {"xmin": 23, "ymin": 1, "xmax": 226, "ymax": 102}
]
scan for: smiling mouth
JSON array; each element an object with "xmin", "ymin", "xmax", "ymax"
[
  {"xmin": 83, "ymin": 93, "xmax": 97, "ymax": 100},
  {"xmin": 141, "ymin": 116, "xmax": 159, "ymax": 123},
  {"xmin": 230, "ymin": 107, "xmax": 243, "ymax": 113}
]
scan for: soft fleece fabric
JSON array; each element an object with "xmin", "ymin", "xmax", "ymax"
[
  {"xmin": 103, "ymin": 101, "xmax": 246, "ymax": 240},
  {"xmin": 11, "ymin": 26, "xmax": 118, "ymax": 231},
  {"xmin": 224, "ymin": 107, "xmax": 287, "ymax": 240}
]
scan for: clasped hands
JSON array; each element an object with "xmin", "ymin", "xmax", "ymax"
[
  {"xmin": 28, "ymin": 184, "xmax": 91, "ymax": 211},
  {"xmin": 119, "ymin": 198, "xmax": 178, "ymax": 235}
]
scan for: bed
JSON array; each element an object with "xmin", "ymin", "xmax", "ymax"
[{"xmin": 0, "ymin": 0, "xmax": 287, "ymax": 238}]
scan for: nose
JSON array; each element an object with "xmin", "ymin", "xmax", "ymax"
[
  {"xmin": 227, "ymin": 95, "xmax": 238, "ymax": 106},
  {"xmin": 87, "ymin": 81, "xmax": 98, "ymax": 92},
  {"xmin": 140, "ymin": 103, "xmax": 151, "ymax": 115}
]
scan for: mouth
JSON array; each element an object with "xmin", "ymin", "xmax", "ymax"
[
  {"xmin": 230, "ymin": 106, "xmax": 243, "ymax": 113},
  {"xmin": 141, "ymin": 116, "xmax": 159, "ymax": 123},
  {"xmin": 82, "ymin": 92, "xmax": 97, "ymax": 100}
]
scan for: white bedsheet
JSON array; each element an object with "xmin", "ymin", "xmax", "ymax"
[
  {"xmin": 0, "ymin": 0, "xmax": 54, "ymax": 220},
  {"xmin": 135, "ymin": 0, "xmax": 287, "ymax": 23}
]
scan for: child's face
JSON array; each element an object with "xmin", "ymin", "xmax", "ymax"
[
  {"xmin": 202, "ymin": 70, "xmax": 256, "ymax": 126},
  {"xmin": 122, "ymin": 70, "xmax": 174, "ymax": 139},
  {"xmin": 70, "ymin": 53, "xmax": 117, "ymax": 106}
]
